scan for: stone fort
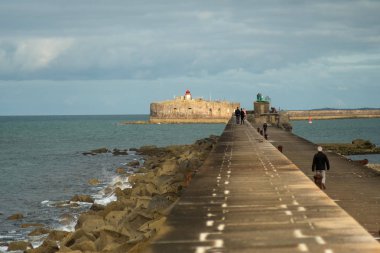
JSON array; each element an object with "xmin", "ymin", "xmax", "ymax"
[{"xmin": 150, "ymin": 90, "xmax": 240, "ymax": 123}]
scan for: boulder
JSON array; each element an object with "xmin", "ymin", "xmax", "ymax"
[
  {"xmin": 47, "ymin": 230, "xmax": 70, "ymax": 241},
  {"xmin": 105, "ymin": 210, "xmax": 129, "ymax": 227},
  {"xmin": 26, "ymin": 239, "xmax": 58, "ymax": 253},
  {"xmin": 112, "ymin": 148, "xmax": 129, "ymax": 156},
  {"xmin": 61, "ymin": 229, "xmax": 96, "ymax": 248},
  {"xmin": 138, "ymin": 216, "xmax": 166, "ymax": 233},
  {"xmin": 156, "ymin": 159, "xmax": 178, "ymax": 176},
  {"xmin": 94, "ymin": 230, "xmax": 129, "ymax": 251},
  {"xmin": 128, "ymin": 160, "xmax": 140, "ymax": 167},
  {"xmin": 8, "ymin": 241, "xmax": 32, "ymax": 251},
  {"xmin": 116, "ymin": 167, "xmax": 126, "ymax": 174},
  {"xmin": 7, "ymin": 213, "xmax": 24, "ymax": 220},
  {"xmin": 59, "ymin": 213, "xmax": 76, "ymax": 226},
  {"xmin": 88, "ymin": 178, "xmax": 101, "ymax": 185},
  {"xmin": 90, "ymin": 203, "xmax": 106, "ymax": 211},
  {"xmin": 20, "ymin": 223, "xmax": 44, "ymax": 228},
  {"xmin": 76, "ymin": 214, "xmax": 105, "ymax": 233},
  {"xmin": 90, "ymin": 147, "xmax": 109, "ymax": 154},
  {"xmin": 28, "ymin": 227, "xmax": 50, "ymax": 236},
  {"xmin": 352, "ymin": 139, "xmax": 375, "ymax": 149},
  {"xmin": 71, "ymin": 240, "xmax": 97, "ymax": 252},
  {"xmin": 70, "ymin": 194, "xmax": 94, "ymax": 203},
  {"xmin": 137, "ymin": 145, "xmax": 158, "ymax": 155}
]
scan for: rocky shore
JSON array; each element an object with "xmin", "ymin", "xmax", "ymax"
[
  {"xmin": 6, "ymin": 136, "xmax": 218, "ymax": 253},
  {"xmin": 320, "ymin": 139, "xmax": 380, "ymax": 155}
]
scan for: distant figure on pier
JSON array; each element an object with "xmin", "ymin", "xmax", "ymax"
[
  {"xmin": 312, "ymin": 146, "xmax": 330, "ymax": 190},
  {"xmin": 234, "ymin": 107, "xmax": 241, "ymax": 124},
  {"xmin": 240, "ymin": 108, "xmax": 246, "ymax": 125},
  {"xmin": 263, "ymin": 123, "xmax": 268, "ymax": 134}
]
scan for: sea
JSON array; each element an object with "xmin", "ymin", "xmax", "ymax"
[
  {"xmin": 0, "ymin": 115, "xmax": 380, "ymax": 252},
  {"xmin": 291, "ymin": 118, "xmax": 380, "ymax": 163}
]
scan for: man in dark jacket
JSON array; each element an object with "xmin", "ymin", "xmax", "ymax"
[
  {"xmin": 234, "ymin": 107, "xmax": 241, "ymax": 124},
  {"xmin": 312, "ymin": 146, "xmax": 330, "ymax": 189}
]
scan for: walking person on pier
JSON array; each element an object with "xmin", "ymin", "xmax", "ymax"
[
  {"xmin": 312, "ymin": 146, "xmax": 330, "ymax": 190},
  {"xmin": 240, "ymin": 108, "xmax": 245, "ymax": 125},
  {"xmin": 234, "ymin": 107, "xmax": 241, "ymax": 124},
  {"xmin": 263, "ymin": 122, "xmax": 268, "ymax": 134}
]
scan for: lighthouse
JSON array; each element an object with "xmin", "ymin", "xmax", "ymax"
[{"xmin": 184, "ymin": 89, "xmax": 192, "ymax": 100}]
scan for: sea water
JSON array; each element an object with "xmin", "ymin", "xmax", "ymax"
[
  {"xmin": 291, "ymin": 118, "xmax": 380, "ymax": 163},
  {"xmin": 0, "ymin": 115, "xmax": 225, "ymax": 251}
]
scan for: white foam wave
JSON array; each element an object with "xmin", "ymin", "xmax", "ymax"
[
  {"xmin": 94, "ymin": 194, "xmax": 117, "ymax": 206},
  {"xmin": 110, "ymin": 175, "xmax": 131, "ymax": 190},
  {"xmin": 54, "ymin": 219, "xmax": 77, "ymax": 232}
]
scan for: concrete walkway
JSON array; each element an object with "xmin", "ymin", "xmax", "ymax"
[
  {"xmin": 264, "ymin": 123, "xmax": 380, "ymax": 239},
  {"xmin": 145, "ymin": 121, "xmax": 380, "ymax": 253}
]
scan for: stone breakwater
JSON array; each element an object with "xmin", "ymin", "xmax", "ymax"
[{"xmin": 8, "ymin": 136, "xmax": 218, "ymax": 253}]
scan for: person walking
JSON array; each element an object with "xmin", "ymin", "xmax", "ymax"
[
  {"xmin": 234, "ymin": 107, "xmax": 241, "ymax": 124},
  {"xmin": 263, "ymin": 122, "xmax": 268, "ymax": 134},
  {"xmin": 312, "ymin": 146, "xmax": 330, "ymax": 190},
  {"xmin": 240, "ymin": 108, "xmax": 245, "ymax": 125}
]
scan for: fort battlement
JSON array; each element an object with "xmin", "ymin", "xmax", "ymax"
[{"xmin": 149, "ymin": 90, "xmax": 239, "ymax": 123}]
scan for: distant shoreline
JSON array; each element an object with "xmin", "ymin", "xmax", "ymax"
[{"xmin": 286, "ymin": 109, "xmax": 380, "ymax": 120}]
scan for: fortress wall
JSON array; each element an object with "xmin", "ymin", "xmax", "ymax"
[
  {"xmin": 150, "ymin": 100, "xmax": 239, "ymax": 122},
  {"xmin": 287, "ymin": 109, "xmax": 380, "ymax": 120}
]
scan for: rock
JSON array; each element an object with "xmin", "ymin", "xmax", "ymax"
[
  {"xmin": 26, "ymin": 239, "xmax": 58, "ymax": 253},
  {"xmin": 71, "ymin": 240, "xmax": 97, "ymax": 252},
  {"xmin": 352, "ymin": 139, "xmax": 375, "ymax": 149},
  {"xmin": 59, "ymin": 213, "xmax": 75, "ymax": 225},
  {"xmin": 61, "ymin": 229, "xmax": 96, "ymax": 248},
  {"xmin": 116, "ymin": 167, "xmax": 126, "ymax": 174},
  {"xmin": 138, "ymin": 216, "xmax": 166, "ymax": 233},
  {"xmin": 156, "ymin": 159, "xmax": 178, "ymax": 176},
  {"xmin": 76, "ymin": 214, "xmax": 105, "ymax": 232},
  {"xmin": 28, "ymin": 227, "xmax": 50, "ymax": 236},
  {"xmin": 90, "ymin": 203, "xmax": 106, "ymax": 211},
  {"xmin": 88, "ymin": 178, "xmax": 101, "ymax": 185},
  {"xmin": 70, "ymin": 194, "xmax": 94, "ymax": 203},
  {"xmin": 7, "ymin": 213, "xmax": 23, "ymax": 220},
  {"xmin": 8, "ymin": 241, "xmax": 32, "ymax": 251},
  {"xmin": 147, "ymin": 195, "xmax": 175, "ymax": 213},
  {"xmin": 105, "ymin": 210, "xmax": 129, "ymax": 227},
  {"xmin": 20, "ymin": 223, "xmax": 44, "ymax": 228},
  {"xmin": 128, "ymin": 160, "xmax": 140, "ymax": 167},
  {"xmin": 112, "ymin": 148, "xmax": 129, "ymax": 156},
  {"xmin": 91, "ymin": 147, "xmax": 109, "ymax": 154},
  {"xmin": 46, "ymin": 230, "xmax": 70, "ymax": 241}
]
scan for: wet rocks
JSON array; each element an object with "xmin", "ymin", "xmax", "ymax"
[
  {"xmin": 28, "ymin": 227, "xmax": 50, "ymax": 236},
  {"xmin": 7, "ymin": 213, "xmax": 24, "ymax": 220},
  {"xmin": 82, "ymin": 147, "xmax": 109, "ymax": 155},
  {"xmin": 8, "ymin": 241, "xmax": 33, "ymax": 251},
  {"xmin": 112, "ymin": 148, "xmax": 129, "ymax": 156},
  {"xmin": 70, "ymin": 194, "xmax": 94, "ymax": 203},
  {"xmin": 20, "ymin": 223, "xmax": 44, "ymax": 228},
  {"xmin": 88, "ymin": 178, "xmax": 101, "ymax": 185},
  {"xmin": 26, "ymin": 135, "xmax": 219, "ymax": 253},
  {"xmin": 127, "ymin": 160, "xmax": 140, "ymax": 167},
  {"xmin": 321, "ymin": 139, "xmax": 380, "ymax": 155}
]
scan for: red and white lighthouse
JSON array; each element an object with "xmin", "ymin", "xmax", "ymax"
[{"xmin": 184, "ymin": 89, "xmax": 192, "ymax": 100}]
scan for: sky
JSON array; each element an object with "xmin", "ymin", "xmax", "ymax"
[{"xmin": 1, "ymin": 0, "xmax": 380, "ymax": 115}]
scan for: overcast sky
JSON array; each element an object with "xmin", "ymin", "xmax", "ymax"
[{"xmin": 1, "ymin": 0, "xmax": 379, "ymax": 115}]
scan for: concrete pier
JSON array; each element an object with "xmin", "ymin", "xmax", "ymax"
[{"xmin": 145, "ymin": 121, "xmax": 380, "ymax": 252}]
